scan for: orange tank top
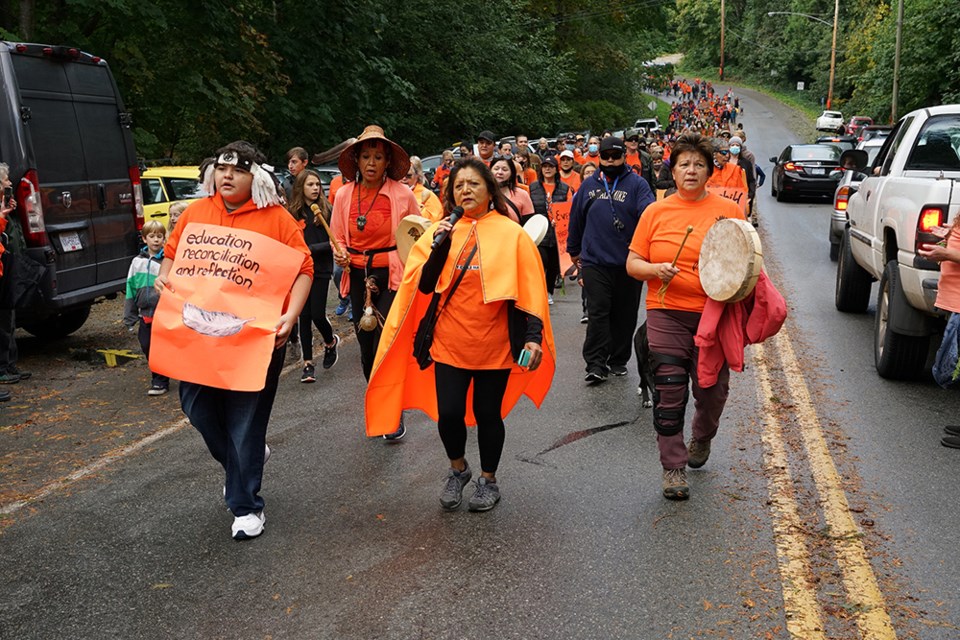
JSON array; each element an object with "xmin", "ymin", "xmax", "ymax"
[
  {"xmin": 431, "ymin": 227, "xmax": 513, "ymax": 370},
  {"xmin": 348, "ymin": 184, "xmax": 393, "ymax": 269}
]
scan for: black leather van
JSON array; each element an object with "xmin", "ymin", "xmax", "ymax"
[{"xmin": 0, "ymin": 41, "xmax": 143, "ymax": 337}]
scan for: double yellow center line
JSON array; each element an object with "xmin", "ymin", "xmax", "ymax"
[{"xmin": 753, "ymin": 332, "xmax": 897, "ymax": 639}]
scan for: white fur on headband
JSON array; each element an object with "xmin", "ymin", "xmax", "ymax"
[{"xmin": 201, "ymin": 162, "xmax": 282, "ymax": 209}]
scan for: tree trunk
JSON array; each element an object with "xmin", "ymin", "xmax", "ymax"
[{"xmin": 19, "ymin": 0, "xmax": 34, "ymax": 40}]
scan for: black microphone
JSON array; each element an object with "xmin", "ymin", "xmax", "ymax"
[{"xmin": 431, "ymin": 206, "xmax": 464, "ymax": 249}]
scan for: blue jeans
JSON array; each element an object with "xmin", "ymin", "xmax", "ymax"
[{"xmin": 179, "ymin": 345, "xmax": 285, "ymax": 516}]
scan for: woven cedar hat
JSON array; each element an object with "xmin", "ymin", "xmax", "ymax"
[{"xmin": 338, "ymin": 125, "xmax": 410, "ymax": 181}]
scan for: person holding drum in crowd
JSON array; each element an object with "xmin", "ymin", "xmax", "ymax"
[
  {"xmin": 331, "ymin": 125, "xmax": 419, "ymax": 440},
  {"xmin": 289, "ymin": 169, "xmax": 340, "ymax": 383},
  {"xmin": 625, "ymin": 131, "xmax": 745, "ymax": 500},
  {"xmin": 364, "ymin": 158, "xmax": 555, "ymax": 512},
  {"xmin": 403, "ymin": 156, "xmax": 443, "ymax": 223},
  {"xmin": 490, "ymin": 155, "xmax": 532, "ymax": 224},
  {"xmin": 529, "ymin": 156, "xmax": 568, "ymax": 304}
]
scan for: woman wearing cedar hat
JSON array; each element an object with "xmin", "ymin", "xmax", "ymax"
[
  {"xmin": 331, "ymin": 125, "xmax": 419, "ymax": 440},
  {"xmin": 364, "ymin": 158, "xmax": 556, "ymax": 512},
  {"xmin": 625, "ymin": 131, "xmax": 745, "ymax": 501}
]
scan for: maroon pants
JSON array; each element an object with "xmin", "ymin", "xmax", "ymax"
[{"xmin": 646, "ymin": 309, "xmax": 729, "ymax": 469}]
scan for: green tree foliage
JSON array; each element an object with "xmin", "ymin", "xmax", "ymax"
[
  {"xmin": 3, "ymin": 0, "xmax": 672, "ymax": 163},
  {"xmin": 675, "ymin": 0, "xmax": 960, "ymax": 125}
]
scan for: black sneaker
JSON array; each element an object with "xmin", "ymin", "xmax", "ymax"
[
  {"xmin": 300, "ymin": 363, "xmax": 316, "ymax": 383},
  {"xmin": 147, "ymin": 383, "xmax": 168, "ymax": 396},
  {"xmin": 383, "ymin": 416, "xmax": 406, "ymax": 441},
  {"xmin": 0, "ymin": 389, "xmax": 10, "ymax": 402},
  {"xmin": 584, "ymin": 369, "xmax": 607, "ymax": 383},
  {"xmin": 322, "ymin": 335, "xmax": 340, "ymax": 370},
  {"xmin": 609, "ymin": 364, "xmax": 628, "ymax": 376},
  {"xmin": 8, "ymin": 367, "xmax": 30, "ymax": 381}
]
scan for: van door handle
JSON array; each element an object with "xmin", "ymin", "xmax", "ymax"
[
  {"xmin": 865, "ymin": 190, "xmax": 871, "ymax": 202},
  {"xmin": 98, "ymin": 184, "xmax": 107, "ymax": 210}
]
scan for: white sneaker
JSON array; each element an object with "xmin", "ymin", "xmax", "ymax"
[
  {"xmin": 231, "ymin": 511, "xmax": 265, "ymax": 540},
  {"xmin": 547, "ymin": 294, "xmax": 554, "ymax": 305}
]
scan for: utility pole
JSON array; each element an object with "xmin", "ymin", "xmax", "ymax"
[
  {"xmin": 719, "ymin": 0, "xmax": 725, "ymax": 80},
  {"xmin": 827, "ymin": 0, "xmax": 838, "ymax": 109},
  {"xmin": 891, "ymin": 0, "xmax": 904, "ymax": 122}
]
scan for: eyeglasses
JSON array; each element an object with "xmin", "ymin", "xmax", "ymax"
[{"xmin": 600, "ymin": 152, "xmax": 624, "ymax": 160}]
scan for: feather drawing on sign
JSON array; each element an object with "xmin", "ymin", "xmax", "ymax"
[{"xmin": 182, "ymin": 302, "xmax": 254, "ymax": 337}]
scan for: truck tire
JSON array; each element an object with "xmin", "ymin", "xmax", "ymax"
[
  {"xmin": 829, "ymin": 240, "xmax": 839, "ymax": 261},
  {"xmin": 22, "ymin": 306, "xmax": 91, "ymax": 340},
  {"xmin": 874, "ymin": 261, "xmax": 930, "ymax": 379},
  {"xmin": 835, "ymin": 229, "xmax": 872, "ymax": 313}
]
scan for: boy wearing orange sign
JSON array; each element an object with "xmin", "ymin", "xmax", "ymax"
[{"xmin": 155, "ymin": 141, "xmax": 313, "ymax": 541}]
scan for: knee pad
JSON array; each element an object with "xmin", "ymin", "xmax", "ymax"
[{"xmin": 650, "ymin": 351, "xmax": 691, "ymax": 437}]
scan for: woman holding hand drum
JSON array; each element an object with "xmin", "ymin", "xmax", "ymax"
[{"xmin": 625, "ymin": 132, "xmax": 745, "ymax": 501}]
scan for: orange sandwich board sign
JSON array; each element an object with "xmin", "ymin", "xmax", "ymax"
[
  {"xmin": 551, "ymin": 200, "xmax": 574, "ymax": 275},
  {"xmin": 706, "ymin": 185, "xmax": 749, "ymax": 218},
  {"xmin": 151, "ymin": 222, "xmax": 304, "ymax": 391}
]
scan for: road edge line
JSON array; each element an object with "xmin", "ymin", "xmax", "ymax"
[{"xmin": 754, "ymin": 342, "xmax": 828, "ymax": 639}]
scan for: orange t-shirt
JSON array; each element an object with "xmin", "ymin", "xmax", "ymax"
[
  {"xmin": 523, "ymin": 168, "xmax": 537, "ymax": 186},
  {"xmin": 431, "ymin": 230, "xmax": 512, "ymax": 369},
  {"xmin": 706, "ymin": 163, "xmax": 747, "ymax": 190},
  {"xmin": 629, "ymin": 192, "xmax": 744, "ymax": 312},
  {"xmin": 936, "ymin": 230, "xmax": 960, "ymax": 313},
  {"xmin": 348, "ymin": 185, "xmax": 394, "ymax": 269},
  {"xmin": 560, "ymin": 172, "xmax": 581, "ymax": 192}
]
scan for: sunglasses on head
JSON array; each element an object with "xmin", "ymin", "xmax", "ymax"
[{"xmin": 600, "ymin": 151, "xmax": 623, "ymax": 160}]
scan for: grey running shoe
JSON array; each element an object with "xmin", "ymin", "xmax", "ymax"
[
  {"xmin": 687, "ymin": 439, "xmax": 711, "ymax": 469},
  {"xmin": 440, "ymin": 465, "xmax": 473, "ymax": 510},
  {"xmin": 584, "ymin": 369, "xmax": 607, "ymax": 383},
  {"xmin": 468, "ymin": 477, "xmax": 501, "ymax": 512},
  {"xmin": 662, "ymin": 468, "xmax": 689, "ymax": 500}
]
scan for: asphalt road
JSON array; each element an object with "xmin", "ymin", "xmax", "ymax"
[{"xmin": 2, "ymin": 89, "xmax": 959, "ymax": 639}]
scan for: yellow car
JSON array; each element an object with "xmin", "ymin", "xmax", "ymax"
[{"xmin": 140, "ymin": 166, "xmax": 204, "ymax": 228}]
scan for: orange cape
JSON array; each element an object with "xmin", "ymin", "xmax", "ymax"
[{"xmin": 364, "ymin": 212, "xmax": 556, "ymax": 436}]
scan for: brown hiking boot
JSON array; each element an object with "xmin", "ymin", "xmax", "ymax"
[
  {"xmin": 662, "ymin": 468, "xmax": 689, "ymax": 500},
  {"xmin": 687, "ymin": 439, "xmax": 711, "ymax": 469}
]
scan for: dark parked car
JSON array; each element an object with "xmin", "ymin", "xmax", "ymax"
[
  {"xmin": 815, "ymin": 135, "xmax": 858, "ymax": 153},
  {"xmin": 770, "ymin": 144, "xmax": 843, "ymax": 201}
]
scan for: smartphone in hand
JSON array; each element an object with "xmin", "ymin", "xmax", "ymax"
[{"xmin": 2, "ymin": 186, "xmax": 12, "ymax": 207}]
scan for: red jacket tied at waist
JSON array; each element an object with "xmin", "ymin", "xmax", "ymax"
[{"xmin": 694, "ymin": 271, "xmax": 787, "ymax": 387}]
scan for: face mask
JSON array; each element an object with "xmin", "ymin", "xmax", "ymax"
[
  {"xmin": 588, "ymin": 144, "xmax": 599, "ymax": 154},
  {"xmin": 565, "ymin": 143, "xmax": 575, "ymax": 151},
  {"xmin": 600, "ymin": 163, "xmax": 626, "ymax": 179},
  {"xmin": 730, "ymin": 146, "xmax": 741, "ymax": 155}
]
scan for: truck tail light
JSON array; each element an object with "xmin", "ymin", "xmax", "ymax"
[
  {"xmin": 128, "ymin": 166, "xmax": 144, "ymax": 230},
  {"xmin": 918, "ymin": 207, "xmax": 945, "ymax": 233},
  {"xmin": 916, "ymin": 206, "xmax": 946, "ymax": 255},
  {"xmin": 835, "ymin": 185, "xmax": 850, "ymax": 211},
  {"xmin": 16, "ymin": 170, "xmax": 48, "ymax": 246}
]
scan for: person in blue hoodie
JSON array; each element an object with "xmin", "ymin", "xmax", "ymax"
[
  {"xmin": 567, "ymin": 136, "xmax": 655, "ymax": 382},
  {"xmin": 123, "ymin": 220, "xmax": 170, "ymax": 395}
]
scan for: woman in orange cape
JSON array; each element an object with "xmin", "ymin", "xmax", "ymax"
[{"xmin": 365, "ymin": 158, "xmax": 556, "ymax": 512}]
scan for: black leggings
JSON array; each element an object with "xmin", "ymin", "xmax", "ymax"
[
  {"xmin": 435, "ymin": 362, "xmax": 511, "ymax": 474},
  {"xmin": 298, "ymin": 276, "xmax": 334, "ymax": 363},
  {"xmin": 349, "ymin": 266, "xmax": 395, "ymax": 380}
]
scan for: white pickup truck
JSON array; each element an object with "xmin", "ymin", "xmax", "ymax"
[{"xmin": 834, "ymin": 105, "xmax": 960, "ymax": 379}]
